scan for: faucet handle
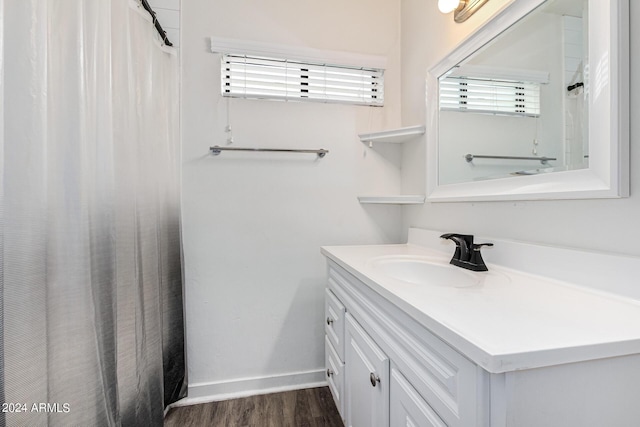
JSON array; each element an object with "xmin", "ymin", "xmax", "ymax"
[
  {"xmin": 472, "ymin": 242, "xmax": 494, "ymax": 250},
  {"xmin": 469, "ymin": 242, "xmax": 493, "ymax": 271}
]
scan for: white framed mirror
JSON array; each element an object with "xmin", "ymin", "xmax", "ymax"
[{"xmin": 426, "ymin": 0, "xmax": 629, "ymax": 201}]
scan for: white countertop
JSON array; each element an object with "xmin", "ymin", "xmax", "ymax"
[{"xmin": 321, "ymin": 230, "xmax": 640, "ymax": 374}]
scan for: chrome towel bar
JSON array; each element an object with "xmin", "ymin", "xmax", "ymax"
[
  {"xmin": 210, "ymin": 146, "xmax": 328, "ymax": 158},
  {"xmin": 465, "ymin": 154, "xmax": 556, "ymax": 164}
]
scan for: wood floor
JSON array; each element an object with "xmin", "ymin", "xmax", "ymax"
[{"xmin": 164, "ymin": 386, "xmax": 344, "ymax": 427}]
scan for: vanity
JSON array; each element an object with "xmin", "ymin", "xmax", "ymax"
[
  {"xmin": 321, "ymin": 0, "xmax": 634, "ymax": 423},
  {"xmin": 322, "ymin": 228, "xmax": 640, "ymax": 426}
]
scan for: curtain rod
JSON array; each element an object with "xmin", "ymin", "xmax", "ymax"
[{"xmin": 140, "ymin": 0, "xmax": 173, "ymax": 47}]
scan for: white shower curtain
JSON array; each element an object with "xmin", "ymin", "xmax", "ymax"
[{"xmin": 0, "ymin": 1, "xmax": 184, "ymax": 426}]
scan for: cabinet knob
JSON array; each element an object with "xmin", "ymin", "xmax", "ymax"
[
  {"xmin": 327, "ymin": 368, "xmax": 334, "ymax": 378},
  {"xmin": 326, "ymin": 317, "xmax": 334, "ymax": 326},
  {"xmin": 369, "ymin": 372, "xmax": 380, "ymax": 387}
]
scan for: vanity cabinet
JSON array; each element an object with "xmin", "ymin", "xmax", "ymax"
[
  {"xmin": 323, "ymin": 229, "xmax": 640, "ymax": 426},
  {"xmin": 325, "ymin": 260, "xmax": 482, "ymax": 427}
]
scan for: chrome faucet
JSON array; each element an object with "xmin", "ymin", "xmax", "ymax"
[{"xmin": 440, "ymin": 233, "xmax": 493, "ymax": 272}]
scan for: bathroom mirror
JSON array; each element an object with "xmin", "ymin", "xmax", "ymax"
[{"xmin": 426, "ymin": 0, "xmax": 628, "ymax": 201}]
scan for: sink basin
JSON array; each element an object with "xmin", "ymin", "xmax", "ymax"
[{"xmin": 368, "ymin": 255, "xmax": 482, "ymax": 288}]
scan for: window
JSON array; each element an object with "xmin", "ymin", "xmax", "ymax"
[
  {"xmin": 440, "ymin": 76, "xmax": 540, "ymax": 117},
  {"xmin": 221, "ymin": 54, "xmax": 384, "ymax": 106}
]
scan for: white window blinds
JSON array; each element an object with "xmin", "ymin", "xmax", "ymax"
[
  {"xmin": 440, "ymin": 77, "xmax": 540, "ymax": 117},
  {"xmin": 221, "ymin": 54, "xmax": 384, "ymax": 106}
]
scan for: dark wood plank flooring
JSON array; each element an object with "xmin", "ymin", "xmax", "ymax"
[{"xmin": 164, "ymin": 386, "xmax": 344, "ymax": 427}]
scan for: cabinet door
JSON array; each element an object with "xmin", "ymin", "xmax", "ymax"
[
  {"xmin": 390, "ymin": 367, "xmax": 447, "ymax": 427},
  {"xmin": 345, "ymin": 313, "xmax": 389, "ymax": 427}
]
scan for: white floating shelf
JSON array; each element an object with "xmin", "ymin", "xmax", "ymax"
[
  {"xmin": 358, "ymin": 125, "xmax": 425, "ymax": 144},
  {"xmin": 358, "ymin": 195, "xmax": 426, "ymax": 205}
]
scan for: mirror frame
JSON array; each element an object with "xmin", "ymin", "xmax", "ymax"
[{"xmin": 426, "ymin": 0, "xmax": 629, "ymax": 202}]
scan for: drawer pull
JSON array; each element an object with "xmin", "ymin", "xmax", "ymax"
[
  {"xmin": 327, "ymin": 368, "xmax": 334, "ymax": 378},
  {"xmin": 370, "ymin": 372, "xmax": 380, "ymax": 387},
  {"xmin": 326, "ymin": 317, "xmax": 334, "ymax": 326}
]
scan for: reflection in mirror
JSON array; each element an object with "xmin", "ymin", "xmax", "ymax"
[{"xmin": 438, "ymin": 0, "xmax": 588, "ymax": 185}]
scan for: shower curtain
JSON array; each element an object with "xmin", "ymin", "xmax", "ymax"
[{"xmin": 0, "ymin": 0, "xmax": 185, "ymax": 425}]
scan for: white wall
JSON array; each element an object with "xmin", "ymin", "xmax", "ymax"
[
  {"xmin": 181, "ymin": 0, "xmax": 403, "ymax": 399},
  {"xmin": 401, "ymin": 0, "xmax": 640, "ymax": 258}
]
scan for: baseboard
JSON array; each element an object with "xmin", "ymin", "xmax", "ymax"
[{"xmin": 170, "ymin": 368, "xmax": 327, "ymax": 407}]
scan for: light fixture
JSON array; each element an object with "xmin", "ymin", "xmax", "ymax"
[
  {"xmin": 438, "ymin": 0, "xmax": 489, "ymax": 23},
  {"xmin": 438, "ymin": 0, "xmax": 463, "ymax": 13}
]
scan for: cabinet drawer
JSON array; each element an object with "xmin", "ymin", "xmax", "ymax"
[
  {"xmin": 325, "ymin": 288, "xmax": 346, "ymax": 361},
  {"xmin": 391, "ymin": 366, "xmax": 447, "ymax": 427},
  {"xmin": 325, "ymin": 336, "xmax": 345, "ymax": 419}
]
